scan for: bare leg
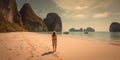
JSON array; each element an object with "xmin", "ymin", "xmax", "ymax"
[
  {"xmin": 55, "ymin": 43, "xmax": 57, "ymax": 52},
  {"xmin": 55, "ymin": 46, "xmax": 56, "ymax": 52},
  {"xmin": 52, "ymin": 43, "xmax": 54, "ymax": 52},
  {"xmin": 53, "ymin": 43, "xmax": 55, "ymax": 52}
]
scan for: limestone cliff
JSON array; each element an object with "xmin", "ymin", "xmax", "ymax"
[
  {"xmin": 19, "ymin": 3, "xmax": 48, "ymax": 32},
  {"xmin": 0, "ymin": 0, "xmax": 25, "ymax": 32},
  {"xmin": 109, "ymin": 22, "xmax": 120, "ymax": 32},
  {"xmin": 0, "ymin": 13, "xmax": 25, "ymax": 32},
  {"xmin": 44, "ymin": 13, "xmax": 62, "ymax": 32},
  {"xmin": 0, "ymin": 0, "xmax": 23, "ymax": 26}
]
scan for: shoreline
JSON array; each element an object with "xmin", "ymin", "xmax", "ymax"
[{"xmin": 0, "ymin": 32, "xmax": 120, "ymax": 60}]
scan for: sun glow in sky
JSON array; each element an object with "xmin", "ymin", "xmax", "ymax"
[{"xmin": 17, "ymin": 0, "xmax": 120, "ymax": 32}]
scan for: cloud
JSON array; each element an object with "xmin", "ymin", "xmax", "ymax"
[
  {"xmin": 61, "ymin": 12, "xmax": 87, "ymax": 19},
  {"xmin": 53, "ymin": 0, "xmax": 112, "ymax": 11},
  {"xmin": 53, "ymin": 0, "xmax": 112, "ymax": 20},
  {"xmin": 92, "ymin": 12, "xmax": 109, "ymax": 18},
  {"xmin": 113, "ymin": 12, "xmax": 120, "ymax": 15},
  {"xmin": 74, "ymin": 14, "xmax": 87, "ymax": 18}
]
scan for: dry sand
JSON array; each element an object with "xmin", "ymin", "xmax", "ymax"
[{"xmin": 0, "ymin": 32, "xmax": 120, "ymax": 60}]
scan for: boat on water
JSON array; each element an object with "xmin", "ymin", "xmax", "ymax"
[
  {"xmin": 63, "ymin": 32, "xmax": 69, "ymax": 34},
  {"xmin": 84, "ymin": 30, "xmax": 88, "ymax": 34}
]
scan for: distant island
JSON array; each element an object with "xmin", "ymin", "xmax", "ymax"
[
  {"xmin": 109, "ymin": 22, "xmax": 120, "ymax": 32},
  {"xmin": 69, "ymin": 27, "xmax": 95, "ymax": 32},
  {"xmin": 0, "ymin": 0, "xmax": 62, "ymax": 32}
]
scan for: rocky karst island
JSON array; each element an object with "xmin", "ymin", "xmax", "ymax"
[{"xmin": 0, "ymin": 0, "xmax": 62, "ymax": 32}]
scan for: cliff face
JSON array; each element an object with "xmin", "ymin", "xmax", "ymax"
[
  {"xmin": 19, "ymin": 3, "xmax": 48, "ymax": 32},
  {"xmin": 109, "ymin": 22, "xmax": 120, "ymax": 32},
  {"xmin": 0, "ymin": 0, "xmax": 23, "ymax": 26},
  {"xmin": 44, "ymin": 13, "xmax": 62, "ymax": 32},
  {"xmin": 0, "ymin": 0, "xmax": 25, "ymax": 32},
  {"xmin": 0, "ymin": 0, "xmax": 62, "ymax": 32},
  {"xmin": 0, "ymin": 13, "xmax": 25, "ymax": 32},
  {"xmin": 0, "ymin": 0, "xmax": 13, "ymax": 23}
]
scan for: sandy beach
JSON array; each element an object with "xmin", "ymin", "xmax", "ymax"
[{"xmin": 0, "ymin": 32, "xmax": 120, "ymax": 60}]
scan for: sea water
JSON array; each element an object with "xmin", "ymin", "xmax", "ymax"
[
  {"xmin": 40, "ymin": 32, "xmax": 120, "ymax": 41},
  {"xmin": 67, "ymin": 32, "xmax": 120, "ymax": 41}
]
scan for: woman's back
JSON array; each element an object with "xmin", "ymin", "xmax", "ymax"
[{"xmin": 52, "ymin": 31, "xmax": 57, "ymax": 52}]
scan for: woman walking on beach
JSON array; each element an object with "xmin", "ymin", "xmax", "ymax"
[{"xmin": 52, "ymin": 31, "xmax": 57, "ymax": 52}]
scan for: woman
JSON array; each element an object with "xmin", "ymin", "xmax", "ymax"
[{"xmin": 52, "ymin": 31, "xmax": 57, "ymax": 52}]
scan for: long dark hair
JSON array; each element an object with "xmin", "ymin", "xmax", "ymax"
[{"xmin": 52, "ymin": 31, "xmax": 56, "ymax": 36}]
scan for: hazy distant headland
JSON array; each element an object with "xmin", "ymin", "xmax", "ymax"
[
  {"xmin": 0, "ymin": 0, "xmax": 62, "ymax": 32},
  {"xmin": 69, "ymin": 27, "xmax": 95, "ymax": 32}
]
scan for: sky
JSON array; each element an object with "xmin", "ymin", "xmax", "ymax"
[{"xmin": 16, "ymin": 0, "xmax": 120, "ymax": 32}]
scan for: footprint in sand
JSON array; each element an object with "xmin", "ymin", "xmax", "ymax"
[
  {"xmin": 8, "ymin": 57, "xmax": 12, "ymax": 60},
  {"xmin": 8, "ymin": 48, "xmax": 12, "ymax": 51},
  {"xmin": 27, "ymin": 55, "xmax": 35, "ymax": 60},
  {"xmin": 60, "ymin": 58, "xmax": 63, "ymax": 60},
  {"xmin": 36, "ymin": 55, "xmax": 39, "ymax": 57},
  {"xmin": 53, "ymin": 54, "xmax": 59, "ymax": 58},
  {"xmin": 27, "ymin": 55, "xmax": 40, "ymax": 60},
  {"xmin": 7, "ymin": 55, "xmax": 12, "ymax": 60},
  {"xmin": 52, "ymin": 52, "xmax": 65, "ymax": 60},
  {"xmin": 27, "ymin": 57, "xmax": 33, "ymax": 60},
  {"xmin": 20, "ymin": 46, "xmax": 23, "ymax": 49},
  {"xmin": 21, "ymin": 40, "xmax": 23, "ymax": 42},
  {"xmin": 15, "ymin": 53, "xmax": 21, "ymax": 56},
  {"xmin": 31, "ymin": 55, "xmax": 34, "ymax": 57}
]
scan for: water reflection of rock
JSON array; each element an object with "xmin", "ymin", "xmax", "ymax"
[{"xmin": 110, "ymin": 32, "xmax": 120, "ymax": 40}]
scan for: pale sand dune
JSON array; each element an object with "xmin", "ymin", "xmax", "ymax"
[{"xmin": 0, "ymin": 32, "xmax": 120, "ymax": 60}]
